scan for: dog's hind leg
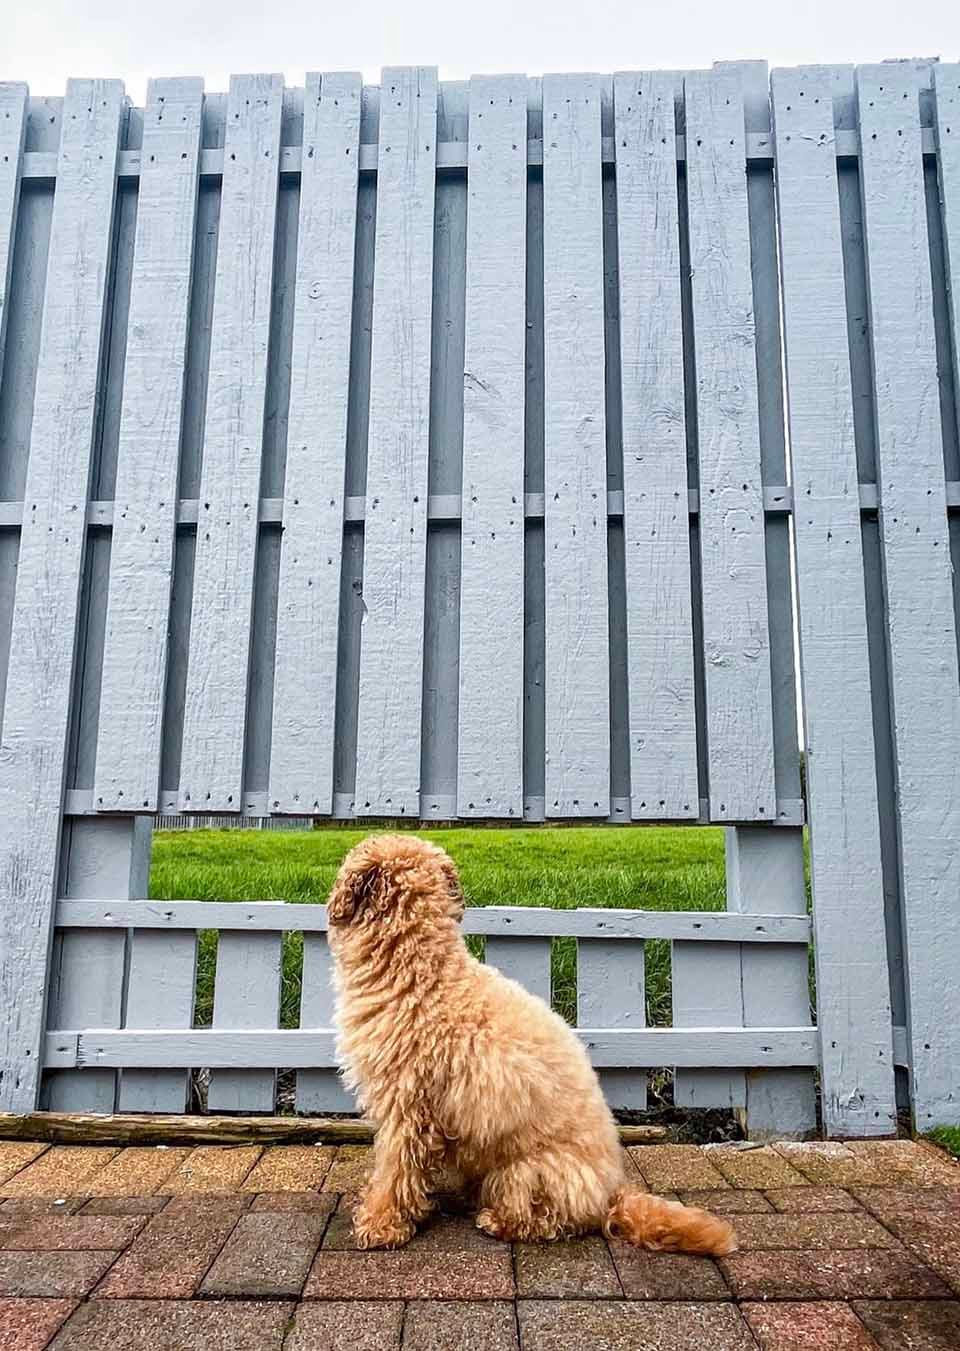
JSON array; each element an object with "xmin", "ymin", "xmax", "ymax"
[
  {"xmin": 353, "ymin": 1108, "xmax": 445, "ymax": 1250},
  {"xmin": 475, "ymin": 1157, "xmax": 573, "ymax": 1242}
]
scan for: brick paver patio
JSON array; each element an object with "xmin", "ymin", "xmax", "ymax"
[{"xmin": 0, "ymin": 1137, "xmax": 957, "ymax": 1348}]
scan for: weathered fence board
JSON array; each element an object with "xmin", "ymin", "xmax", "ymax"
[
  {"xmin": 0, "ymin": 85, "xmax": 27, "ymax": 371},
  {"xmin": 457, "ymin": 74, "xmax": 527, "ymax": 818},
  {"xmin": 857, "ymin": 64, "xmax": 960, "ymax": 1129},
  {"xmin": 0, "ymin": 81, "xmax": 125, "ymax": 1113},
  {"xmin": 297, "ymin": 934, "xmax": 353, "ymax": 1112},
  {"xmin": 94, "ymin": 78, "xmax": 204, "ymax": 814},
  {"xmin": 208, "ymin": 931, "xmax": 282, "ymax": 1112},
  {"xmin": 119, "ymin": 931, "xmax": 196, "ymax": 1112},
  {"xmin": 353, "ymin": 67, "xmax": 438, "ymax": 816},
  {"xmin": 178, "ymin": 74, "xmax": 284, "ymax": 813},
  {"xmin": 268, "ymin": 72, "xmax": 361, "ymax": 816}
]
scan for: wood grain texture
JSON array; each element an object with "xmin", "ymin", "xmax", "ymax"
[
  {"xmin": 353, "ymin": 67, "xmax": 438, "ymax": 816},
  {"xmin": 541, "ymin": 74, "xmax": 610, "ymax": 817},
  {"xmin": 0, "ymin": 84, "xmax": 28, "ymax": 370},
  {"xmin": 684, "ymin": 68, "xmax": 775, "ymax": 821},
  {"xmin": 269, "ymin": 72, "xmax": 361, "ymax": 816},
  {"xmin": 94, "ymin": 78, "xmax": 203, "ymax": 813},
  {"xmin": 614, "ymin": 71, "xmax": 698, "ymax": 820},
  {"xmin": 457, "ymin": 74, "xmax": 527, "ymax": 818},
  {"xmin": 578, "ymin": 938, "xmax": 647, "ymax": 1109},
  {"xmin": 177, "ymin": 73, "xmax": 283, "ymax": 812},
  {"xmin": 119, "ymin": 931, "xmax": 196, "ymax": 1112},
  {"xmin": 859, "ymin": 63, "xmax": 960, "ymax": 1129},
  {"xmin": 0, "ymin": 80, "xmax": 124, "ymax": 1114},
  {"xmin": 771, "ymin": 65, "xmax": 896, "ymax": 1136},
  {"xmin": 208, "ymin": 931, "xmax": 282, "ymax": 1112}
]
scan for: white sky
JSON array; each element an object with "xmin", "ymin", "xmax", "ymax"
[{"xmin": 3, "ymin": 0, "xmax": 958, "ymax": 104}]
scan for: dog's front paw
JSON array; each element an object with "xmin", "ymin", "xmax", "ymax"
[
  {"xmin": 475, "ymin": 1207, "xmax": 507, "ymax": 1240},
  {"xmin": 353, "ymin": 1207, "xmax": 415, "ymax": 1250}
]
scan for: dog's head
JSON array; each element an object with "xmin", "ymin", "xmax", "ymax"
[{"xmin": 326, "ymin": 834, "xmax": 465, "ymax": 935}]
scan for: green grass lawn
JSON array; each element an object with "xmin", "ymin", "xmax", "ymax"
[
  {"xmin": 150, "ymin": 824, "xmax": 727, "ymax": 1028},
  {"xmin": 928, "ymin": 1126, "xmax": 960, "ymax": 1158}
]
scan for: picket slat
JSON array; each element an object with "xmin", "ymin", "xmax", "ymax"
[
  {"xmin": 457, "ymin": 74, "xmax": 527, "ymax": 818},
  {"xmin": 684, "ymin": 68, "xmax": 775, "ymax": 822},
  {"xmin": 94, "ymin": 78, "xmax": 203, "ymax": 813},
  {"xmin": 178, "ymin": 74, "xmax": 283, "ymax": 813},
  {"xmin": 771, "ymin": 65, "xmax": 896, "ymax": 1135},
  {"xmin": 269, "ymin": 72, "xmax": 361, "ymax": 816},
  {"xmin": 0, "ymin": 80, "xmax": 124, "ymax": 1113},
  {"xmin": 858, "ymin": 64, "xmax": 960, "ymax": 1129},
  {"xmin": 296, "ymin": 933, "xmax": 354, "ymax": 1112},
  {"xmin": 208, "ymin": 931, "xmax": 282, "ymax": 1112},
  {"xmin": 485, "ymin": 936, "xmax": 552, "ymax": 1006},
  {"xmin": 541, "ymin": 74, "xmax": 610, "ymax": 817},
  {"xmin": 614, "ymin": 72, "xmax": 698, "ymax": 820},
  {"xmin": 578, "ymin": 938, "xmax": 647, "ymax": 1109},
  {"xmin": 353, "ymin": 67, "xmax": 438, "ymax": 816},
  {"xmin": 0, "ymin": 84, "xmax": 27, "ymax": 368},
  {"xmin": 119, "ymin": 931, "xmax": 196, "ymax": 1112}
]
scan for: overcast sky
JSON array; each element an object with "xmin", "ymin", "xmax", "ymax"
[{"xmin": 3, "ymin": 0, "xmax": 958, "ymax": 103}]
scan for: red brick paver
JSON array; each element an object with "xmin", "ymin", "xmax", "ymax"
[
  {"xmin": 854, "ymin": 1298, "xmax": 960, "ymax": 1349},
  {"xmin": 48, "ymin": 1298, "xmax": 292, "ymax": 1349},
  {"xmin": 404, "ymin": 1301, "xmax": 520, "ymax": 1350},
  {"xmin": 518, "ymin": 1299, "xmax": 755, "ymax": 1349},
  {"xmin": 0, "ymin": 1297, "xmax": 78, "ymax": 1350},
  {"xmin": 741, "ymin": 1300, "xmax": 878, "ymax": 1350}
]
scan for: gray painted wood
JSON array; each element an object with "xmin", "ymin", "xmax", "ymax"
[
  {"xmin": 541, "ymin": 74, "xmax": 610, "ymax": 817},
  {"xmin": 44, "ymin": 817, "xmax": 151, "ymax": 1112},
  {"xmin": 858, "ymin": 63, "xmax": 960, "ymax": 1129},
  {"xmin": 353, "ymin": 67, "xmax": 438, "ymax": 816},
  {"xmin": 45, "ymin": 1025, "xmax": 820, "ymax": 1071},
  {"xmin": 772, "ymin": 64, "xmax": 896, "ymax": 1136},
  {"xmin": 208, "ymin": 931, "xmax": 282, "ymax": 1112},
  {"xmin": 56, "ymin": 899, "xmax": 811, "ymax": 943},
  {"xmin": 457, "ymin": 74, "xmax": 527, "ymax": 818},
  {"xmin": 269, "ymin": 72, "xmax": 361, "ymax": 815},
  {"xmin": 484, "ymin": 936, "xmax": 552, "ymax": 1004},
  {"xmin": 178, "ymin": 74, "xmax": 283, "ymax": 813},
  {"xmin": 578, "ymin": 938, "xmax": 646, "ymax": 1109},
  {"xmin": 0, "ymin": 80, "xmax": 124, "ymax": 1114},
  {"xmin": 684, "ymin": 67, "xmax": 775, "ymax": 822},
  {"xmin": 0, "ymin": 85, "xmax": 28, "ymax": 372},
  {"xmin": 296, "ymin": 933, "xmax": 354, "ymax": 1113},
  {"xmin": 614, "ymin": 71, "xmax": 698, "ymax": 820},
  {"xmin": 672, "ymin": 941, "xmax": 746, "ymax": 1112},
  {"xmin": 94, "ymin": 78, "xmax": 203, "ymax": 813},
  {"xmin": 119, "ymin": 931, "xmax": 196, "ymax": 1112}
]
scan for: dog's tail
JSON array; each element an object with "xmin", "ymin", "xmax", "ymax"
[{"xmin": 604, "ymin": 1187, "xmax": 738, "ymax": 1257}]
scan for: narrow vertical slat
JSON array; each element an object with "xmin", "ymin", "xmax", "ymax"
[
  {"xmin": 672, "ymin": 942, "xmax": 745, "ymax": 1112},
  {"xmin": 93, "ymin": 78, "xmax": 203, "ymax": 813},
  {"xmin": 178, "ymin": 74, "xmax": 283, "ymax": 813},
  {"xmin": 485, "ymin": 936, "xmax": 552, "ymax": 1007},
  {"xmin": 614, "ymin": 71, "xmax": 698, "ymax": 820},
  {"xmin": 684, "ymin": 68, "xmax": 775, "ymax": 821},
  {"xmin": 0, "ymin": 84, "xmax": 28, "ymax": 368},
  {"xmin": 119, "ymin": 931, "xmax": 196, "ymax": 1112},
  {"xmin": 457, "ymin": 74, "xmax": 527, "ymax": 819},
  {"xmin": 354, "ymin": 67, "xmax": 438, "ymax": 816},
  {"xmin": 542, "ymin": 74, "xmax": 609, "ymax": 817},
  {"xmin": 936, "ymin": 66, "xmax": 960, "ymax": 404},
  {"xmin": 0, "ymin": 80, "xmax": 124, "ymax": 1113},
  {"xmin": 771, "ymin": 65, "xmax": 896, "ymax": 1135},
  {"xmin": 269, "ymin": 72, "xmax": 361, "ymax": 816},
  {"xmin": 208, "ymin": 931, "xmax": 282, "ymax": 1112},
  {"xmin": 296, "ymin": 933, "xmax": 353, "ymax": 1112},
  {"xmin": 859, "ymin": 63, "xmax": 960, "ymax": 1129},
  {"xmin": 578, "ymin": 938, "xmax": 646, "ymax": 1109}
]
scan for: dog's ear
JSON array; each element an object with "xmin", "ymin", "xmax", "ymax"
[
  {"xmin": 327, "ymin": 860, "xmax": 380, "ymax": 926},
  {"xmin": 440, "ymin": 857, "xmax": 465, "ymax": 921}
]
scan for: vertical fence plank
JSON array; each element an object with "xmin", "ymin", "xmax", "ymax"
[
  {"xmin": 354, "ymin": 67, "xmax": 438, "ymax": 817},
  {"xmin": 269, "ymin": 72, "xmax": 361, "ymax": 816},
  {"xmin": 0, "ymin": 84, "xmax": 28, "ymax": 368},
  {"xmin": 771, "ymin": 65, "xmax": 896, "ymax": 1135},
  {"xmin": 541, "ymin": 74, "xmax": 609, "ymax": 817},
  {"xmin": 120, "ymin": 931, "xmax": 197, "ymax": 1112},
  {"xmin": 297, "ymin": 933, "xmax": 354, "ymax": 1112},
  {"xmin": 0, "ymin": 81, "xmax": 124, "ymax": 1113},
  {"xmin": 485, "ymin": 936, "xmax": 552, "ymax": 1006},
  {"xmin": 208, "ymin": 931, "xmax": 282, "ymax": 1112},
  {"xmin": 859, "ymin": 64, "xmax": 960, "ymax": 1129},
  {"xmin": 672, "ymin": 942, "xmax": 745, "ymax": 1113},
  {"xmin": 684, "ymin": 68, "xmax": 775, "ymax": 822},
  {"xmin": 578, "ymin": 938, "xmax": 646, "ymax": 1109},
  {"xmin": 93, "ymin": 78, "xmax": 203, "ymax": 813},
  {"xmin": 44, "ymin": 817, "xmax": 150, "ymax": 1111},
  {"xmin": 457, "ymin": 74, "xmax": 527, "ymax": 819},
  {"xmin": 178, "ymin": 74, "xmax": 283, "ymax": 813},
  {"xmin": 614, "ymin": 71, "xmax": 698, "ymax": 821}
]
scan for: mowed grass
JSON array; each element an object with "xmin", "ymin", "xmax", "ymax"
[{"xmin": 150, "ymin": 824, "xmax": 727, "ymax": 1028}]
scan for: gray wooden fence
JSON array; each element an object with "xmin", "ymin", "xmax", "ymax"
[{"xmin": 0, "ymin": 59, "xmax": 958, "ymax": 1137}]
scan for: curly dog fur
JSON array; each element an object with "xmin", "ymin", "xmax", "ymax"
[{"xmin": 328, "ymin": 833, "xmax": 737, "ymax": 1256}]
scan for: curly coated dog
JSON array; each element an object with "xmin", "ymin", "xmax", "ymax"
[{"xmin": 327, "ymin": 833, "xmax": 737, "ymax": 1256}]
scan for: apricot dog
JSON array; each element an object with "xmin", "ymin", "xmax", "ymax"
[{"xmin": 328, "ymin": 833, "xmax": 737, "ymax": 1256}]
